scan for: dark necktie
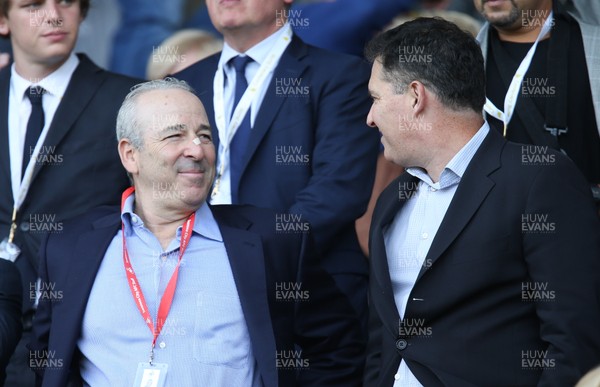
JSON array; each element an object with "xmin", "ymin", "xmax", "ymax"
[
  {"xmin": 229, "ymin": 55, "xmax": 253, "ymax": 204},
  {"xmin": 22, "ymin": 86, "xmax": 45, "ymax": 179}
]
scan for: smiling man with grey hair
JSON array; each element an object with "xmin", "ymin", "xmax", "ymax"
[{"xmin": 30, "ymin": 78, "xmax": 364, "ymax": 387}]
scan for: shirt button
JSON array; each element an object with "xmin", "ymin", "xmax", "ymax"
[
  {"xmin": 394, "ymin": 374, "xmax": 400, "ymax": 380},
  {"xmin": 159, "ymin": 341, "xmax": 166, "ymax": 349},
  {"xmin": 429, "ymin": 186, "xmax": 437, "ymax": 192},
  {"xmin": 421, "ymin": 232, "xmax": 428, "ymax": 239},
  {"xmin": 20, "ymin": 222, "xmax": 30, "ymax": 232},
  {"xmin": 395, "ymin": 338, "xmax": 408, "ymax": 351}
]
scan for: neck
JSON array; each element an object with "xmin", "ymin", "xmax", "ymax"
[
  {"xmin": 423, "ymin": 112, "xmax": 484, "ymax": 183},
  {"xmin": 133, "ymin": 190, "xmax": 196, "ymax": 250},
  {"xmin": 496, "ymin": 23, "xmax": 549, "ymax": 43},
  {"xmin": 223, "ymin": 19, "xmax": 286, "ymax": 53},
  {"xmin": 13, "ymin": 53, "xmax": 69, "ymax": 81}
]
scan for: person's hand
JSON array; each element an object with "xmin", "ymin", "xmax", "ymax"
[{"xmin": 0, "ymin": 52, "xmax": 9, "ymax": 71}]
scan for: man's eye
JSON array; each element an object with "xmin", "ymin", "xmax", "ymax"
[
  {"xmin": 23, "ymin": 2, "xmax": 42, "ymax": 8},
  {"xmin": 198, "ymin": 134, "xmax": 212, "ymax": 143}
]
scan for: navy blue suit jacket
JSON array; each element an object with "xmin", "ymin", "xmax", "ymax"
[
  {"xmin": 174, "ymin": 36, "xmax": 379, "ymax": 276},
  {"xmin": 365, "ymin": 129, "xmax": 600, "ymax": 386},
  {"xmin": 30, "ymin": 204, "xmax": 365, "ymax": 387},
  {"xmin": 0, "ymin": 55, "xmax": 141, "ymax": 313}
]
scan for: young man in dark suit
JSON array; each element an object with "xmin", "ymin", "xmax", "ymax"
[
  {"xmin": 0, "ymin": 0, "xmax": 141, "ymax": 385},
  {"xmin": 364, "ymin": 17, "xmax": 600, "ymax": 386}
]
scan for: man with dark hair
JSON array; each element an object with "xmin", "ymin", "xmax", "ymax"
[
  {"xmin": 0, "ymin": 0, "xmax": 140, "ymax": 385},
  {"xmin": 364, "ymin": 17, "xmax": 600, "ymax": 386},
  {"xmin": 474, "ymin": 0, "xmax": 600, "ymax": 202},
  {"xmin": 30, "ymin": 78, "xmax": 364, "ymax": 387}
]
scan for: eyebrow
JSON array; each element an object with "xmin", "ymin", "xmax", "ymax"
[
  {"xmin": 158, "ymin": 123, "xmax": 211, "ymax": 136},
  {"xmin": 158, "ymin": 124, "xmax": 186, "ymax": 136},
  {"xmin": 198, "ymin": 124, "xmax": 211, "ymax": 132}
]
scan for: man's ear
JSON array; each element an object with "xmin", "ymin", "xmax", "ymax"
[
  {"xmin": 408, "ymin": 80, "xmax": 427, "ymax": 116},
  {"xmin": 118, "ymin": 139, "xmax": 139, "ymax": 176},
  {"xmin": 0, "ymin": 15, "xmax": 11, "ymax": 37}
]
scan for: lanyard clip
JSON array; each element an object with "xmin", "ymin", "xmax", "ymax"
[{"xmin": 148, "ymin": 346, "xmax": 155, "ymax": 366}]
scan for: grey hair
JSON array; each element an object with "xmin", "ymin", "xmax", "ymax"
[{"xmin": 116, "ymin": 77, "xmax": 196, "ymax": 149}]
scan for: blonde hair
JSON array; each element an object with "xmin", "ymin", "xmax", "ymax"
[{"xmin": 146, "ymin": 29, "xmax": 223, "ymax": 80}]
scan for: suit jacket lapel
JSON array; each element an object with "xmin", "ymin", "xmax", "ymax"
[
  {"xmin": 212, "ymin": 208, "xmax": 278, "ymax": 387},
  {"xmin": 29, "ymin": 54, "xmax": 107, "ymax": 185},
  {"xmin": 239, "ymin": 36, "xmax": 309, "ymax": 178},
  {"xmin": 478, "ymin": 23, "xmax": 490, "ymax": 65},
  {"xmin": 371, "ymin": 174, "xmax": 419, "ymax": 336},
  {"xmin": 578, "ymin": 22, "xmax": 600, "ymax": 129},
  {"xmin": 416, "ymin": 129, "xmax": 503, "ymax": 282},
  {"xmin": 0, "ymin": 68, "xmax": 12, "ymax": 192}
]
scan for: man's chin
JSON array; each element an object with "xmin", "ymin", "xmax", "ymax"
[{"xmin": 483, "ymin": 6, "xmax": 520, "ymax": 28}]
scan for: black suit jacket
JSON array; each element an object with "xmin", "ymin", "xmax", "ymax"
[
  {"xmin": 365, "ymin": 129, "xmax": 600, "ymax": 386},
  {"xmin": 0, "ymin": 54, "xmax": 141, "ymax": 312},
  {"xmin": 30, "ymin": 204, "xmax": 365, "ymax": 387},
  {"xmin": 174, "ymin": 36, "xmax": 379, "ymax": 276},
  {"xmin": 0, "ymin": 259, "xmax": 22, "ymax": 385}
]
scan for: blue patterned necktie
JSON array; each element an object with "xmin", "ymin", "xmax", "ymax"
[{"xmin": 229, "ymin": 55, "xmax": 253, "ymax": 204}]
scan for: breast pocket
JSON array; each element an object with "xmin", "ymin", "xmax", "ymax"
[{"xmin": 193, "ymin": 292, "xmax": 251, "ymax": 369}]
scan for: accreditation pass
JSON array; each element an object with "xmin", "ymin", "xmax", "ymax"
[{"xmin": 133, "ymin": 362, "xmax": 168, "ymax": 387}]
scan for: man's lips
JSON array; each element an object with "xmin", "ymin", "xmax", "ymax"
[{"xmin": 42, "ymin": 31, "xmax": 67, "ymax": 42}]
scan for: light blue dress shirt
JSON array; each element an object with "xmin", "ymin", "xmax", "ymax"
[
  {"xmin": 384, "ymin": 123, "xmax": 490, "ymax": 387},
  {"xmin": 78, "ymin": 194, "xmax": 262, "ymax": 386}
]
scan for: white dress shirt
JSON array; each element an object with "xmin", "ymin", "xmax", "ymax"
[{"xmin": 8, "ymin": 54, "xmax": 79, "ymax": 201}]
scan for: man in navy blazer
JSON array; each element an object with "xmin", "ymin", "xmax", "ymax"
[
  {"xmin": 0, "ymin": 0, "xmax": 140, "ymax": 385},
  {"xmin": 30, "ymin": 78, "xmax": 364, "ymax": 387},
  {"xmin": 174, "ymin": 0, "xmax": 379, "ymax": 334},
  {"xmin": 363, "ymin": 18, "xmax": 600, "ymax": 386}
]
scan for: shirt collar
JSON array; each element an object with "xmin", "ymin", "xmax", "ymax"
[
  {"xmin": 219, "ymin": 22, "xmax": 292, "ymax": 69},
  {"xmin": 11, "ymin": 53, "xmax": 79, "ymax": 101},
  {"xmin": 407, "ymin": 121, "xmax": 490, "ymax": 189},
  {"xmin": 121, "ymin": 193, "xmax": 223, "ymax": 242}
]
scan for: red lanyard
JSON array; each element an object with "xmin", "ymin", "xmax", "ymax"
[{"xmin": 120, "ymin": 187, "xmax": 196, "ymax": 363}]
